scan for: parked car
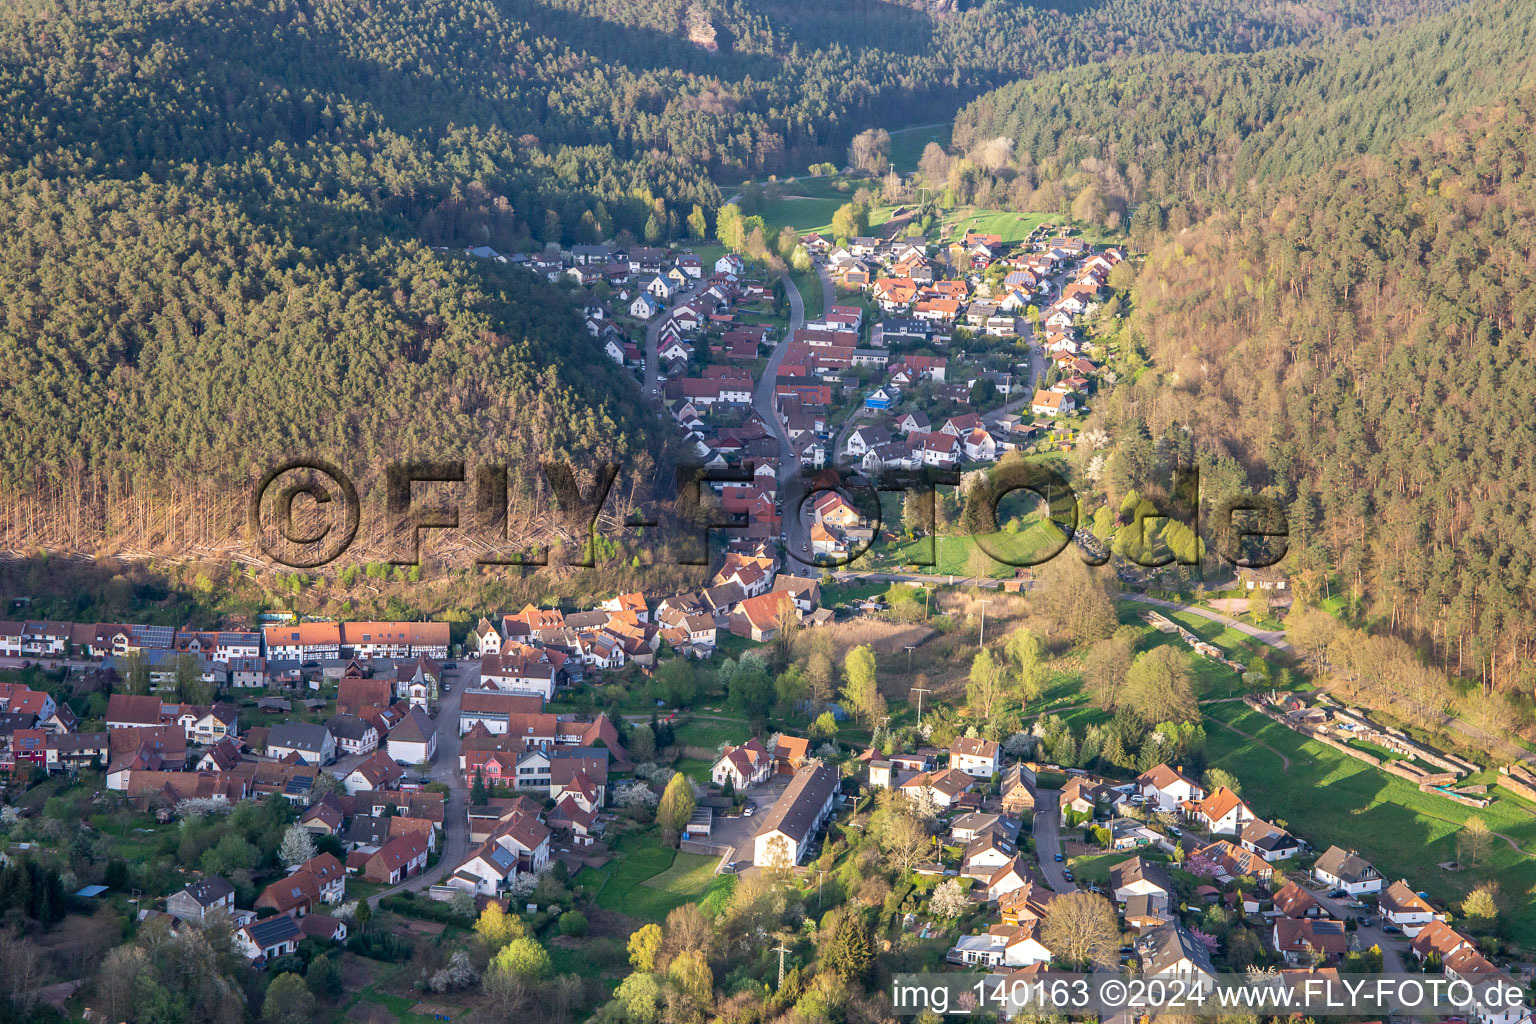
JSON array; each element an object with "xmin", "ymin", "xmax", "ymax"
[
  {"xmin": 1054, "ymin": 853, "xmax": 1063, "ymax": 862},
  {"xmin": 1062, "ymin": 870, "xmax": 1074, "ymax": 882},
  {"xmin": 1329, "ymin": 889, "xmax": 1349, "ymax": 899},
  {"xmin": 442, "ymin": 661, "xmax": 456, "ymax": 669},
  {"xmin": 1383, "ymin": 925, "xmax": 1402, "ymax": 934}
]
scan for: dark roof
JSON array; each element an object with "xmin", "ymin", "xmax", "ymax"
[
  {"xmin": 389, "ymin": 707, "xmax": 436, "ymax": 743},
  {"xmin": 345, "ymin": 815, "xmax": 392, "ymax": 847},
  {"xmin": 245, "ymin": 913, "xmax": 302, "ymax": 948},
  {"xmin": 325, "ymin": 714, "xmax": 375, "ymax": 741},
  {"xmin": 1144, "ymin": 922, "xmax": 1215, "ymax": 976},
  {"xmin": 756, "ymin": 763, "xmax": 838, "ymax": 845},
  {"xmin": 1110, "ymin": 856, "xmax": 1175, "ymax": 895},
  {"xmin": 267, "ymin": 722, "xmax": 332, "ymax": 753}
]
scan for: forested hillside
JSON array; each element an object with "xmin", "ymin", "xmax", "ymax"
[
  {"xmin": 951, "ymin": 0, "xmax": 1536, "ymax": 694},
  {"xmin": 0, "ymin": 0, "xmax": 1469, "ymax": 559},
  {"xmin": 951, "ymin": 0, "xmax": 1536, "ymax": 224}
]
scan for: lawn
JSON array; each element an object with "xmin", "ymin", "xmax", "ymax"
[
  {"xmin": 789, "ymin": 264, "xmax": 825, "ymax": 321},
  {"xmin": 886, "ymin": 531, "xmax": 1054, "ymax": 578},
  {"xmin": 576, "ymin": 832, "xmax": 725, "ymax": 923},
  {"xmin": 1067, "ymin": 851, "xmax": 1133, "ymax": 885},
  {"xmin": 644, "ymin": 852, "xmax": 720, "ymax": 896},
  {"xmin": 1114, "ymin": 602, "xmax": 1254, "ymax": 699},
  {"xmin": 752, "ymin": 177, "xmax": 852, "ymax": 236},
  {"xmin": 820, "ymin": 580, "xmax": 892, "ymax": 608},
  {"xmin": 1202, "ymin": 701, "xmax": 1536, "ymax": 949},
  {"xmin": 672, "ymin": 714, "xmax": 748, "ymax": 753},
  {"xmin": 673, "ymin": 756, "xmax": 715, "ymax": 784}
]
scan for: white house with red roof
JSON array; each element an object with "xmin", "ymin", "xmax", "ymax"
[
  {"xmin": 1137, "ymin": 763, "xmax": 1206, "ymax": 812},
  {"xmin": 1189, "ymin": 786, "xmax": 1255, "ymax": 834},
  {"xmin": 712, "ymin": 738, "xmax": 773, "ymax": 790}
]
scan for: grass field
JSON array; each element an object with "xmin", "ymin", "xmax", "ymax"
[
  {"xmin": 1114, "ymin": 602, "xmax": 1256, "ymax": 699},
  {"xmin": 673, "ymin": 756, "xmax": 715, "ymax": 783},
  {"xmin": 673, "ymin": 714, "xmax": 747, "ymax": 753},
  {"xmin": 752, "ymin": 176, "xmax": 851, "ymax": 236},
  {"xmin": 788, "ymin": 264, "xmax": 825, "ymax": 320},
  {"xmin": 887, "ymin": 123, "xmax": 951, "ymax": 174},
  {"xmin": 888, "ymin": 523, "xmax": 1065, "ymax": 578},
  {"xmin": 1202, "ymin": 701, "xmax": 1536, "ymax": 948},
  {"xmin": 575, "ymin": 831, "xmax": 726, "ymax": 923},
  {"xmin": 936, "ymin": 208, "xmax": 1053, "ymax": 245}
]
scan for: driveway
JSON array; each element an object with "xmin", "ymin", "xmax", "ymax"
[
  {"xmin": 709, "ymin": 775, "xmax": 792, "ymax": 865},
  {"xmin": 1304, "ymin": 880, "xmax": 1410, "ymax": 974},
  {"xmin": 1032, "ymin": 789, "xmax": 1074, "ymax": 891}
]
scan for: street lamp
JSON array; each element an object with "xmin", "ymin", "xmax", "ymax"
[{"xmin": 977, "ymin": 599, "xmax": 993, "ymax": 648}]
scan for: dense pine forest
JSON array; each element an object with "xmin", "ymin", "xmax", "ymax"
[{"xmin": 949, "ymin": 0, "xmax": 1536, "ymax": 692}]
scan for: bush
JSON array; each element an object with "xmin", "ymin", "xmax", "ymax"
[
  {"xmin": 379, "ymin": 894, "xmax": 470, "ymax": 927},
  {"xmin": 558, "ymin": 910, "xmax": 588, "ymax": 937}
]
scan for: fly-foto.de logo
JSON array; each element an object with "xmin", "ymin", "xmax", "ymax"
[{"xmin": 248, "ymin": 459, "xmax": 1288, "ymax": 572}]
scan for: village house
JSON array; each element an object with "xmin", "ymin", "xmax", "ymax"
[
  {"xmin": 1273, "ymin": 918, "xmax": 1347, "ymax": 965},
  {"xmin": 752, "ymin": 763, "xmax": 839, "ymax": 868},
  {"xmin": 1379, "ymin": 880, "xmax": 1440, "ymax": 937},
  {"xmin": 949, "ymin": 736, "xmax": 999, "ymax": 777},
  {"xmin": 1190, "ymin": 786, "xmax": 1256, "ymax": 834},
  {"xmin": 1030, "ymin": 389, "xmax": 1076, "ymax": 417},
  {"xmin": 265, "ymin": 723, "xmax": 336, "ymax": 766},
  {"xmin": 899, "ymin": 767, "xmax": 974, "ymax": 809},
  {"xmin": 712, "ymin": 738, "xmax": 773, "ymax": 790},
  {"xmin": 729, "ymin": 591, "xmax": 799, "ymax": 643},
  {"xmin": 1271, "ymin": 879, "xmax": 1327, "ymax": 918},
  {"xmin": 1239, "ymin": 819, "xmax": 1301, "ymax": 861},
  {"xmin": 343, "ymin": 750, "xmax": 406, "ymax": 794},
  {"xmin": 1312, "ymin": 846, "xmax": 1383, "ymax": 894},
  {"xmin": 948, "ymin": 921, "xmax": 1052, "ymax": 969},
  {"xmin": 325, "ymin": 713, "xmax": 378, "ymax": 756},
  {"xmin": 1110, "ymin": 856, "xmax": 1175, "ymax": 904},
  {"xmin": 1142, "ymin": 923, "xmax": 1217, "ymax": 992},
  {"xmin": 235, "ymin": 914, "xmax": 302, "ymax": 962},
  {"xmin": 352, "ymin": 833, "xmax": 428, "ymax": 885},
  {"xmin": 165, "ymin": 877, "xmax": 236, "ymax": 925},
  {"xmin": 387, "ymin": 707, "xmax": 437, "ymax": 765},
  {"xmin": 1137, "ymin": 763, "xmax": 1206, "ymax": 812},
  {"xmin": 1000, "ymin": 763, "xmax": 1037, "ymax": 814}
]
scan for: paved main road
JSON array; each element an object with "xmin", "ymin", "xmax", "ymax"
[{"xmin": 758, "ymin": 269, "xmax": 812, "ymax": 564}]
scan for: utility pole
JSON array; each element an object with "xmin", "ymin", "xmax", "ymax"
[
  {"xmin": 773, "ymin": 941, "xmax": 791, "ymax": 986},
  {"xmin": 904, "ymin": 644, "xmax": 915, "ymax": 672},
  {"xmin": 912, "ymin": 686, "xmax": 931, "ymax": 726},
  {"xmin": 978, "ymin": 599, "xmax": 993, "ymax": 649}
]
